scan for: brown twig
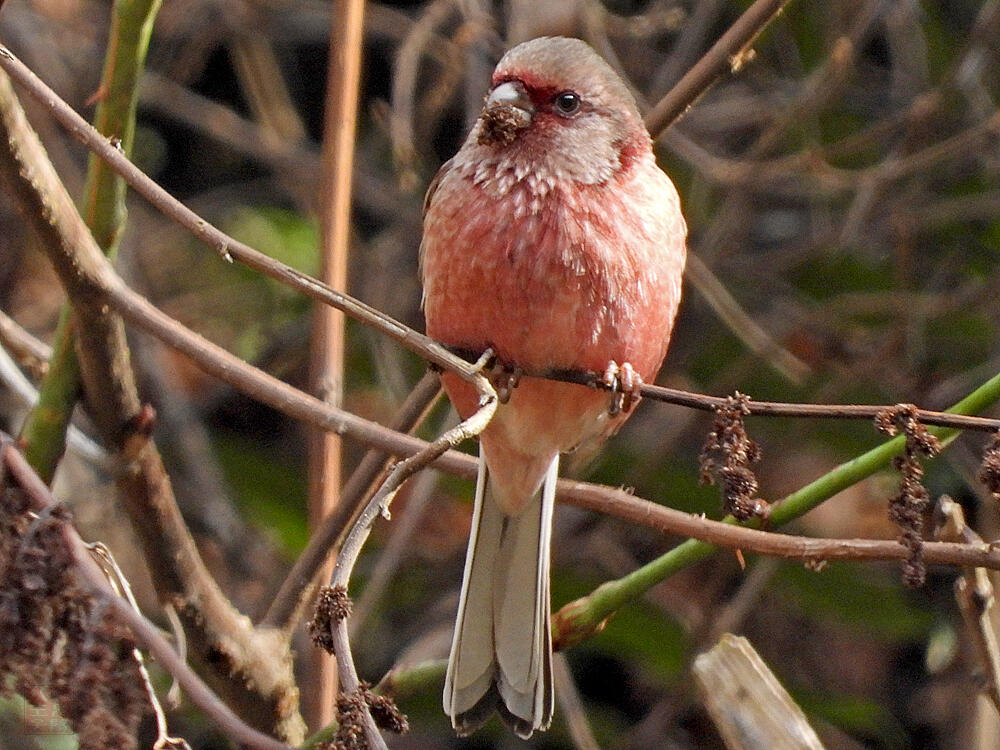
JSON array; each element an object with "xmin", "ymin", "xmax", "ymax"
[
  {"xmin": 262, "ymin": 370, "xmax": 442, "ymax": 630},
  {"xmin": 0, "ymin": 440, "xmax": 292, "ymax": 750},
  {"xmin": 643, "ymin": 0, "xmax": 794, "ymax": 137},
  {"xmin": 547, "ymin": 369, "xmax": 1000, "ymax": 432},
  {"xmin": 0, "ymin": 308, "xmax": 50, "ymax": 377},
  {"xmin": 322, "ymin": 365, "xmax": 497, "ymax": 750},
  {"xmin": 0, "ymin": 43, "xmax": 482, "ymax": 387}
]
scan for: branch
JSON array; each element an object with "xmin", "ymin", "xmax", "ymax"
[
  {"xmin": 0, "ymin": 43, "xmax": 480, "ymax": 386},
  {"xmin": 262, "ymin": 370, "xmax": 442, "ymax": 630},
  {"xmin": 553, "ymin": 369, "xmax": 1000, "ymax": 648},
  {"xmin": 643, "ymin": 0, "xmax": 794, "ymax": 137},
  {"xmin": 321, "ymin": 379, "xmax": 497, "ymax": 750},
  {"xmin": 0, "ymin": 439, "xmax": 292, "ymax": 750},
  {"xmin": 545, "ymin": 368, "xmax": 1000, "ymax": 432}
]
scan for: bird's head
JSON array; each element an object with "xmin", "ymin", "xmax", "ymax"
[{"xmin": 472, "ymin": 37, "xmax": 649, "ymax": 185}]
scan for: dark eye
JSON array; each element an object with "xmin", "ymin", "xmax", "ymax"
[{"xmin": 553, "ymin": 91, "xmax": 581, "ymax": 116}]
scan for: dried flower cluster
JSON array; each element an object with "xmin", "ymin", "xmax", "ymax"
[
  {"xmin": 0, "ymin": 483, "xmax": 148, "ymax": 749},
  {"xmin": 309, "ymin": 584, "xmax": 353, "ymax": 654},
  {"xmin": 317, "ymin": 682, "xmax": 408, "ymax": 750},
  {"xmin": 875, "ymin": 404, "xmax": 943, "ymax": 588},
  {"xmin": 699, "ymin": 392, "xmax": 769, "ymax": 522},
  {"xmin": 979, "ymin": 430, "xmax": 1000, "ymax": 501}
]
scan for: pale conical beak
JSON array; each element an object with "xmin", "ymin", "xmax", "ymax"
[{"xmin": 486, "ymin": 80, "xmax": 534, "ymax": 121}]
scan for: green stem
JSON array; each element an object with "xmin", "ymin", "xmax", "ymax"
[
  {"xmin": 554, "ymin": 370, "xmax": 1000, "ymax": 647},
  {"xmin": 18, "ymin": 0, "xmax": 160, "ymax": 481}
]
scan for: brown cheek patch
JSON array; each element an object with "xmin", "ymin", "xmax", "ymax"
[{"xmin": 478, "ymin": 104, "xmax": 530, "ymax": 146}]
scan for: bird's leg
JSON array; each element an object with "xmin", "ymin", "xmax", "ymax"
[{"xmin": 603, "ymin": 361, "xmax": 643, "ymax": 416}]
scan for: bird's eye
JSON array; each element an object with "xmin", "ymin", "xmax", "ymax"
[{"xmin": 553, "ymin": 91, "xmax": 581, "ymax": 116}]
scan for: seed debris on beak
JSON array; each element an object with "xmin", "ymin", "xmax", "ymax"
[{"xmin": 479, "ymin": 80, "xmax": 534, "ymax": 146}]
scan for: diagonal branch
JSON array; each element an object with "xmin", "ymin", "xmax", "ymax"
[{"xmin": 643, "ymin": 0, "xmax": 794, "ymax": 137}]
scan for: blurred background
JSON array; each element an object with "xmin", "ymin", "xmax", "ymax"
[{"xmin": 2, "ymin": 0, "xmax": 1000, "ymax": 748}]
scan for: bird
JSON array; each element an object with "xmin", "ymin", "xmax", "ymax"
[{"xmin": 420, "ymin": 36, "xmax": 687, "ymax": 738}]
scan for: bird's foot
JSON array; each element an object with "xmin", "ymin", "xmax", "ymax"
[
  {"xmin": 477, "ymin": 349, "xmax": 522, "ymax": 404},
  {"xmin": 603, "ymin": 361, "xmax": 642, "ymax": 416}
]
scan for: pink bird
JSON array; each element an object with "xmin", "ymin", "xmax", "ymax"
[{"xmin": 421, "ymin": 36, "xmax": 687, "ymax": 737}]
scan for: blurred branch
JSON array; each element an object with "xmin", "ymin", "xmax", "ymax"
[
  {"xmin": 0, "ymin": 438, "xmax": 292, "ymax": 750},
  {"xmin": 643, "ymin": 0, "xmax": 794, "ymax": 138},
  {"xmin": 263, "ymin": 370, "xmax": 442, "ymax": 630},
  {"xmin": 0, "ymin": 65, "xmax": 306, "ymax": 742},
  {"xmin": 0, "ymin": 308, "xmax": 50, "ymax": 377},
  {"xmin": 684, "ymin": 253, "xmax": 812, "ymax": 384},
  {"xmin": 936, "ymin": 495, "xmax": 1000, "ymax": 713}
]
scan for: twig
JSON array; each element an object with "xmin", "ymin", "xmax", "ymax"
[
  {"xmin": 685, "ymin": 253, "xmax": 812, "ymax": 384},
  {"xmin": 936, "ymin": 495, "xmax": 1000, "ymax": 712},
  {"xmin": 643, "ymin": 0, "xmax": 794, "ymax": 137},
  {"xmin": 545, "ymin": 369, "xmax": 1000, "ymax": 432},
  {"xmin": 0, "ymin": 308, "xmax": 50, "ymax": 376},
  {"xmin": 86, "ymin": 542, "xmax": 192, "ymax": 750},
  {"xmin": 0, "ymin": 43, "xmax": 482, "ymax": 386},
  {"xmin": 1, "ymin": 440, "xmax": 292, "ymax": 750},
  {"xmin": 262, "ymin": 370, "xmax": 442, "ymax": 629},
  {"xmin": 324, "ymin": 360, "xmax": 497, "ymax": 749},
  {"xmin": 553, "ymin": 654, "xmax": 602, "ymax": 750}
]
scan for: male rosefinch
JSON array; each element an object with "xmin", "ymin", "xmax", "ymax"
[{"xmin": 421, "ymin": 36, "xmax": 687, "ymax": 737}]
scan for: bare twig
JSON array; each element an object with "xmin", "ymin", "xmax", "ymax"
[
  {"xmin": 0, "ymin": 308, "xmax": 50, "ymax": 377},
  {"xmin": 0, "ymin": 43, "xmax": 482, "ymax": 387},
  {"xmin": 323, "ymin": 358, "xmax": 497, "ymax": 749},
  {"xmin": 643, "ymin": 0, "xmax": 794, "ymax": 137},
  {"xmin": 262, "ymin": 370, "xmax": 442, "ymax": 629},
  {"xmin": 546, "ymin": 370, "xmax": 1000, "ymax": 432},
  {"xmin": 936, "ymin": 495, "xmax": 1000, "ymax": 713}
]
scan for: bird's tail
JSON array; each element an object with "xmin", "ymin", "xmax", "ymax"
[{"xmin": 443, "ymin": 453, "xmax": 557, "ymax": 738}]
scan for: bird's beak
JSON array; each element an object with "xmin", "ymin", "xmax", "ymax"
[
  {"xmin": 479, "ymin": 80, "xmax": 534, "ymax": 145},
  {"xmin": 486, "ymin": 80, "xmax": 534, "ymax": 120}
]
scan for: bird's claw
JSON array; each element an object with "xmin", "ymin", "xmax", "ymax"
[
  {"xmin": 603, "ymin": 361, "xmax": 642, "ymax": 416},
  {"xmin": 476, "ymin": 349, "xmax": 521, "ymax": 404}
]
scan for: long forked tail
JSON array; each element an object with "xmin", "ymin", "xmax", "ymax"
[{"xmin": 443, "ymin": 453, "xmax": 557, "ymax": 738}]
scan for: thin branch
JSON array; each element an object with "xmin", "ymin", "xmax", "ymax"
[
  {"xmin": 1, "ymin": 440, "xmax": 292, "ymax": 750},
  {"xmin": 325, "ymin": 359, "xmax": 497, "ymax": 750},
  {"xmin": 0, "ymin": 43, "xmax": 481, "ymax": 385},
  {"xmin": 263, "ymin": 371, "xmax": 441, "ymax": 629},
  {"xmin": 643, "ymin": 0, "xmax": 794, "ymax": 137},
  {"xmin": 0, "ymin": 308, "xmax": 50, "ymax": 376},
  {"xmin": 545, "ymin": 368, "xmax": 1000, "ymax": 432}
]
